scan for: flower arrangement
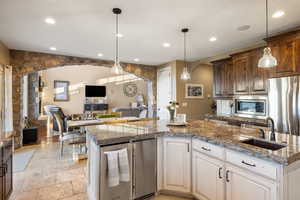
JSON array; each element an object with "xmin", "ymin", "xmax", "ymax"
[
  {"xmin": 167, "ymin": 101, "xmax": 179, "ymax": 111},
  {"xmin": 166, "ymin": 101, "xmax": 179, "ymax": 122}
]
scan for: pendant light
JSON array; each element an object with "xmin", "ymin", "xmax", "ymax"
[
  {"xmin": 111, "ymin": 8, "xmax": 123, "ymax": 74},
  {"xmin": 258, "ymin": 0, "xmax": 278, "ymax": 68},
  {"xmin": 180, "ymin": 28, "xmax": 191, "ymax": 80}
]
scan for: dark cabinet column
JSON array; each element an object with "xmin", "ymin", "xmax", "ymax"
[
  {"xmin": 0, "ymin": 140, "xmax": 13, "ymax": 200},
  {"xmin": 4, "ymin": 156, "xmax": 12, "ymax": 200}
]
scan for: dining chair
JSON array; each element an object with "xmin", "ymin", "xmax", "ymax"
[{"xmin": 53, "ymin": 113, "xmax": 86, "ymax": 158}]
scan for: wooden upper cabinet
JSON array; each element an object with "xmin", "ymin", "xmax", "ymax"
[
  {"xmin": 212, "ymin": 58, "xmax": 233, "ymax": 97},
  {"xmin": 211, "ymin": 29, "xmax": 300, "ymax": 97},
  {"xmin": 224, "ymin": 60, "xmax": 234, "ymax": 95},
  {"xmin": 232, "ymin": 53, "xmax": 250, "ymax": 94},
  {"xmin": 267, "ymin": 31, "xmax": 300, "ymax": 77},
  {"xmin": 213, "ymin": 61, "xmax": 223, "ymax": 97},
  {"xmin": 249, "ymin": 48, "xmax": 269, "ymax": 94}
]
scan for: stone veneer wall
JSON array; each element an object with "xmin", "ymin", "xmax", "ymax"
[
  {"xmin": 27, "ymin": 72, "xmax": 40, "ymax": 121},
  {"xmin": 10, "ymin": 50, "xmax": 157, "ymax": 148}
]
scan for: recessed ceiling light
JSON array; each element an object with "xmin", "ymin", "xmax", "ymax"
[
  {"xmin": 49, "ymin": 47, "xmax": 57, "ymax": 51},
  {"xmin": 45, "ymin": 17, "xmax": 56, "ymax": 25},
  {"xmin": 116, "ymin": 33, "xmax": 123, "ymax": 38},
  {"xmin": 237, "ymin": 25, "xmax": 251, "ymax": 31},
  {"xmin": 209, "ymin": 37, "xmax": 217, "ymax": 42},
  {"xmin": 272, "ymin": 10, "xmax": 285, "ymax": 18},
  {"xmin": 97, "ymin": 53, "xmax": 103, "ymax": 57},
  {"xmin": 163, "ymin": 43, "xmax": 171, "ymax": 47},
  {"xmin": 134, "ymin": 58, "xmax": 140, "ymax": 62}
]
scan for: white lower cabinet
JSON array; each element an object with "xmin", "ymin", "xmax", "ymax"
[
  {"xmin": 191, "ymin": 139, "xmax": 279, "ymax": 200},
  {"xmin": 163, "ymin": 137, "xmax": 191, "ymax": 193},
  {"xmin": 193, "ymin": 150, "xmax": 225, "ymax": 200},
  {"xmin": 225, "ymin": 164, "xmax": 277, "ymax": 200},
  {"xmin": 159, "ymin": 137, "xmax": 280, "ymax": 200}
]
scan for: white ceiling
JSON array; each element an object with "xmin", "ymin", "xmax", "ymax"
[{"xmin": 0, "ymin": 0, "xmax": 300, "ymax": 65}]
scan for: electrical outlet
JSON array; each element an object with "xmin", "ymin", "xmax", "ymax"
[{"xmin": 182, "ymin": 102, "xmax": 188, "ymax": 107}]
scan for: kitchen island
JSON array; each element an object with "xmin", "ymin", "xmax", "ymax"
[{"xmin": 86, "ymin": 119, "xmax": 300, "ymax": 200}]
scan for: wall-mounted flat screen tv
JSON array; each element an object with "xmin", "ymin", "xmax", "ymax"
[{"xmin": 85, "ymin": 85, "xmax": 106, "ymax": 97}]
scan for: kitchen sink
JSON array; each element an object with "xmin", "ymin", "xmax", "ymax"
[{"xmin": 241, "ymin": 138, "xmax": 286, "ymax": 151}]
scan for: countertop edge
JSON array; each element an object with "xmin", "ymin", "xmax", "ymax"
[{"xmin": 86, "ymin": 127, "xmax": 291, "ymax": 165}]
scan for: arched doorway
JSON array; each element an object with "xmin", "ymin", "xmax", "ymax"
[{"xmin": 10, "ymin": 50, "xmax": 157, "ymax": 148}]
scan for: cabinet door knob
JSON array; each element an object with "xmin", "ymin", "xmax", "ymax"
[
  {"xmin": 226, "ymin": 170, "xmax": 230, "ymax": 182},
  {"xmin": 218, "ymin": 167, "xmax": 223, "ymax": 179}
]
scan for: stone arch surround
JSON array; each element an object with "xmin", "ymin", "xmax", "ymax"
[{"xmin": 10, "ymin": 50, "xmax": 157, "ymax": 148}]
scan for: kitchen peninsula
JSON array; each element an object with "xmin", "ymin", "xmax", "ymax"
[{"xmin": 86, "ymin": 119, "xmax": 300, "ymax": 200}]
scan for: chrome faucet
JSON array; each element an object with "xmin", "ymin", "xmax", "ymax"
[{"xmin": 266, "ymin": 117, "xmax": 276, "ymax": 141}]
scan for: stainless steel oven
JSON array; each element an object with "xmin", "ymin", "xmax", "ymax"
[{"xmin": 234, "ymin": 96, "xmax": 268, "ymax": 119}]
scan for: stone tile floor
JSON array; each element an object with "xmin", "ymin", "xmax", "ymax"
[{"xmin": 10, "ymin": 139, "xmax": 189, "ymax": 200}]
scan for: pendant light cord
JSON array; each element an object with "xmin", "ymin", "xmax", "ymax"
[
  {"xmin": 266, "ymin": 0, "xmax": 269, "ymax": 39},
  {"xmin": 184, "ymin": 32, "xmax": 186, "ymax": 66},
  {"xmin": 116, "ymin": 14, "xmax": 119, "ymax": 64}
]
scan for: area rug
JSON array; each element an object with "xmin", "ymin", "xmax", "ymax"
[{"xmin": 13, "ymin": 149, "xmax": 36, "ymax": 173}]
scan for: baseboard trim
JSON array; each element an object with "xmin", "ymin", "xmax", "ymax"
[{"xmin": 157, "ymin": 189, "xmax": 195, "ymax": 199}]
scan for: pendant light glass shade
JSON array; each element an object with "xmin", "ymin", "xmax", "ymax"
[
  {"xmin": 181, "ymin": 66, "xmax": 191, "ymax": 80},
  {"xmin": 258, "ymin": 47, "xmax": 278, "ymax": 68},
  {"xmin": 258, "ymin": 0, "xmax": 277, "ymax": 68},
  {"xmin": 111, "ymin": 62, "xmax": 123, "ymax": 74},
  {"xmin": 111, "ymin": 8, "xmax": 123, "ymax": 74},
  {"xmin": 180, "ymin": 28, "xmax": 191, "ymax": 80}
]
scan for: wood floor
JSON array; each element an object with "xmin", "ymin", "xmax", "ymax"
[{"xmin": 10, "ymin": 137, "xmax": 189, "ymax": 200}]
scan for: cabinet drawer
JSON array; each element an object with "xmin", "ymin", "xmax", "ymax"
[
  {"xmin": 192, "ymin": 139, "xmax": 224, "ymax": 160},
  {"xmin": 226, "ymin": 150, "xmax": 278, "ymax": 180}
]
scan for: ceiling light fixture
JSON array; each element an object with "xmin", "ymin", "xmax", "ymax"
[
  {"xmin": 45, "ymin": 17, "xmax": 56, "ymax": 25},
  {"xmin": 163, "ymin": 43, "xmax": 171, "ymax": 48},
  {"xmin": 272, "ymin": 10, "xmax": 285, "ymax": 18},
  {"xmin": 97, "ymin": 53, "xmax": 103, "ymax": 57},
  {"xmin": 134, "ymin": 58, "xmax": 140, "ymax": 62},
  {"xmin": 180, "ymin": 28, "xmax": 191, "ymax": 81},
  {"xmin": 49, "ymin": 47, "xmax": 56, "ymax": 51},
  {"xmin": 209, "ymin": 37, "xmax": 217, "ymax": 42},
  {"xmin": 258, "ymin": 0, "xmax": 278, "ymax": 68},
  {"xmin": 116, "ymin": 33, "xmax": 123, "ymax": 38},
  {"xmin": 111, "ymin": 8, "xmax": 123, "ymax": 75}
]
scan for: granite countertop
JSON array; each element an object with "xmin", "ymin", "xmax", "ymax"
[
  {"xmin": 86, "ymin": 119, "xmax": 300, "ymax": 165},
  {"xmin": 204, "ymin": 114, "xmax": 268, "ymax": 127},
  {"xmin": 68, "ymin": 117, "xmax": 149, "ymax": 128}
]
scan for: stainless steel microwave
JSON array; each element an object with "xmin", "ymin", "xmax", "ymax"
[{"xmin": 234, "ymin": 96, "xmax": 268, "ymax": 119}]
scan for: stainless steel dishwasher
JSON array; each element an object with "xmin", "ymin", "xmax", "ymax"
[
  {"xmin": 100, "ymin": 142, "xmax": 133, "ymax": 200},
  {"xmin": 132, "ymin": 138, "xmax": 157, "ymax": 199}
]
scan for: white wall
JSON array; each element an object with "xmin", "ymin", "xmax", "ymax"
[{"xmin": 40, "ymin": 65, "xmax": 148, "ymax": 115}]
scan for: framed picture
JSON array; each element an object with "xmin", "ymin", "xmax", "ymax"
[
  {"xmin": 54, "ymin": 80, "xmax": 69, "ymax": 101},
  {"xmin": 185, "ymin": 84, "xmax": 204, "ymax": 99}
]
